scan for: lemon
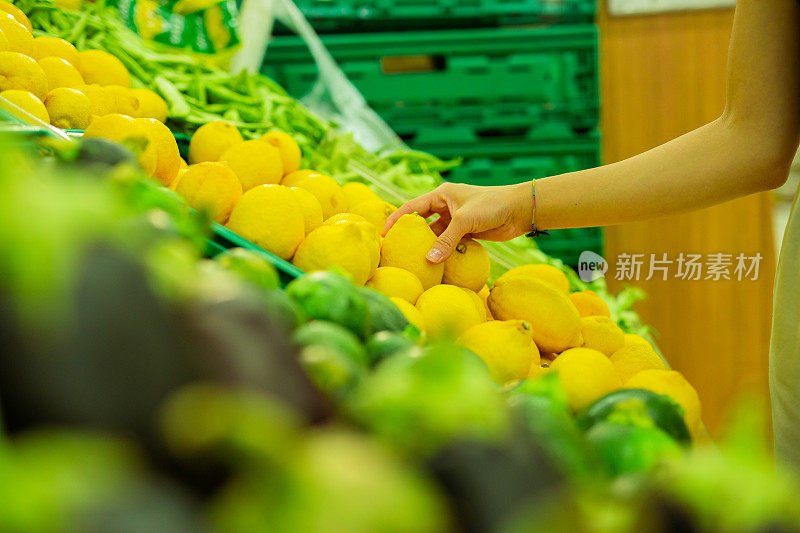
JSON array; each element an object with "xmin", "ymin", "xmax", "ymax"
[
  {"xmin": 130, "ymin": 88, "xmax": 167, "ymax": 122},
  {"xmin": 83, "ymin": 113, "xmax": 157, "ymax": 175},
  {"xmin": 77, "ymin": 84, "xmax": 115, "ymax": 116},
  {"xmin": 625, "ymin": 369, "xmax": 702, "ymax": 437},
  {"xmin": 366, "ymin": 266, "xmax": 424, "ymax": 304},
  {"xmin": 37, "ymin": 56, "xmax": 83, "ymax": 92},
  {"xmin": 44, "ymin": 87, "xmax": 90, "ymax": 129},
  {"xmin": 105, "ymin": 84, "xmax": 139, "ymax": 116},
  {"xmin": 568, "ymin": 290, "xmax": 611, "ymax": 318},
  {"xmin": 0, "ymin": 13, "xmax": 32, "ymax": 55},
  {"xmin": 260, "ymin": 130, "xmax": 301, "ymax": 175},
  {"xmin": 458, "ymin": 320, "xmax": 536, "ymax": 384},
  {"xmin": 293, "ymin": 222, "xmax": 373, "ymax": 285},
  {"xmin": 342, "ymin": 181, "xmax": 380, "ymax": 208},
  {"xmin": 289, "ymin": 186, "xmax": 324, "ymax": 234},
  {"xmin": 227, "ymin": 184, "xmax": 305, "ymax": 260},
  {"xmin": 31, "ymin": 36, "xmax": 77, "ymax": 64},
  {"xmin": 442, "ymin": 238, "xmax": 490, "ymax": 292},
  {"xmin": 609, "ymin": 344, "xmax": 666, "ymax": 384},
  {"xmin": 623, "ymin": 333, "xmax": 652, "ymax": 349},
  {"xmin": 496, "ymin": 263, "xmax": 570, "ymax": 293},
  {"xmin": 349, "ymin": 199, "xmax": 397, "ymax": 230},
  {"xmin": 139, "ymin": 118, "xmax": 181, "ymax": 187},
  {"xmin": 0, "ymin": 51, "xmax": 46, "ymax": 99},
  {"xmin": 281, "ymin": 168, "xmax": 321, "ymax": 187},
  {"xmin": 580, "ymin": 316, "xmax": 625, "ymax": 356},
  {"xmin": 0, "ymin": 30, "xmax": 9, "ymax": 53},
  {"xmin": 489, "ymin": 276, "xmax": 582, "ymax": 354},
  {"xmin": 295, "ymin": 174, "xmax": 347, "ymax": 219},
  {"xmin": 169, "ymin": 161, "xmax": 187, "ymax": 191},
  {"xmin": 76, "ymin": 49, "xmax": 130, "ymax": 87},
  {"xmin": 188, "ymin": 120, "xmax": 243, "ymax": 164},
  {"xmin": 220, "ymin": 139, "xmax": 283, "ymax": 191},
  {"xmin": 528, "ymin": 362, "xmax": 551, "ymax": 380},
  {"xmin": 390, "ymin": 297, "xmax": 425, "ymax": 332},
  {"xmin": 380, "ymin": 213, "xmax": 444, "ymax": 290},
  {"xmin": 0, "ymin": 2, "xmax": 31, "ymax": 32},
  {"xmin": 175, "ymin": 161, "xmax": 242, "ymax": 224},
  {"xmin": 478, "ymin": 285, "xmax": 493, "ymax": 320},
  {"xmin": 323, "ymin": 213, "xmax": 380, "ymax": 274},
  {"xmin": 415, "ymin": 284, "xmax": 482, "ymax": 340},
  {"xmin": 461, "ymin": 287, "xmax": 486, "ymax": 324},
  {"xmin": 0, "ymin": 89, "xmax": 47, "ymax": 123},
  {"xmin": 550, "ymin": 347, "xmax": 621, "ymax": 411}
]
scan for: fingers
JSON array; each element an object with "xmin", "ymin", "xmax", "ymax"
[
  {"xmin": 383, "ymin": 192, "xmax": 435, "ymax": 235},
  {"xmin": 428, "ymin": 214, "xmax": 450, "ymax": 236},
  {"xmin": 426, "ymin": 216, "xmax": 468, "ymax": 264}
]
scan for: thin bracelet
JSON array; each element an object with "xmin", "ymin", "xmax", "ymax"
[{"xmin": 526, "ymin": 179, "xmax": 549, "ymax": 238}]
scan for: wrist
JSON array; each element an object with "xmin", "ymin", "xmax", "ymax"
[{"xmin": 511, "ymin": 181, "xmax": 534, "ymax": 236}]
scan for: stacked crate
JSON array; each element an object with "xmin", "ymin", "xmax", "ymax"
[{"xmin": 262, "ymin": 0, "xmax": 600, "ymax": 266}]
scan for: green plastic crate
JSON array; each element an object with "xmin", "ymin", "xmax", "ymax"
[{"xmin": 262, "ymin": 25, "xmax": 598, "ymax": 122}]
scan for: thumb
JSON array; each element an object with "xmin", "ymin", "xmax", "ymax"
[{"xmin": 426, "ymin": 218, "xmax": 466, "ymax": 264}]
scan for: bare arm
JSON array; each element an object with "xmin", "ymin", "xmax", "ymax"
[{"xmin": 386, "ymin": 0, "xmax": 800, "ymax": 261}]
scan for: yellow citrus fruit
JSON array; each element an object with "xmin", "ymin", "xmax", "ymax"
[
  {"xmin": 0, "ymin": 13, "xmax": 32, "ymax": 55},
  {"xmin": 366, "ymin": 266, "xmax": 424, "ymax": 304},
  {"xmin": 226, "ymin": 184, "xmax": 305, "ymax": 260},
  {"xmin": 528, "ymin": 361, "xmax": 551, "ymax": 380},
  {"xmin": 442, "ymin": 238, "xmax": 490, "ymax": 292},
  {"xmin": 130, "ymin": 88, "xmax": 168, "ymax": 122},
  {"xmin": 349, "ymin": 199, "xmax": 397, "ymax": 230},
  {"xmin": 169, "ymin": 162, "xmax": 187, "ymax": 191},
  {"xmin": 293, "ymin": 222, "xmax": 373, "ymax": 285},
  {"xmin": 31, "ymin": 36, "xmax": 77, "ymax": 63},
  {"xmin": 44, "ymin": 87, "xmax": 90, "ymax": 129},
  {"xmin": 175, "ymin": 161, "xmax": 242, "ymax": 224},
  {"xmin": 609, "ymin": 344, "xmax": 666, "ymax": 384},
  {"xmin": 37, "ymin": 56, "xmax": 84, "ymax": 92},
  {"xmin": 342, "ymin": 181, "xmax": 380, "ymax": 209},
  {"xmin": 380, "ymin": 213, "xmax": 444, "ymax": 290},
  {"xmin": 289, "ymin": 186, "xmax": 324, "ymax": 235},
  {"xmin": 76, "ymin": 84, "xmax": 115, "ymax": 116},
  {"xmin": 188, "ymin": 120, "xmax": 243, "ymax": 164},
  {"xmin": 458, "ymin": 320, "xmax": 537, "ymax": 385},
  {"xmin": 0, "ymin": 1, "xmax": 31, "ymax": 33},
  {"xmin": 568, "ymin": 290, "xmax": 611, "ymax": 318},
  {"xmin": 76, "ymin": 49, "xmax": 130, "ymax": 87},
  {"xmin": 104, "ymin": 84, "xmax": 139, "ymax": 116},
  {"xmin": 0, "ymin": 89, "xmax": 47, "ymax": 123},
  {"xmin": 220, "ymin": 139, "xmax": 283, "ymax": 191},
  {"xmin": 489, "ymin": 276, "xmax": 582, "ymax": 354},
  {"xmin": 550, "ymin": 347, "xmax": 621, "ymax": 411},
  {"xmin": 478, "ymin": 285, "xmax": 493, "ymax": 320},
  {"xmin": 0, "ymin": 51, "xmax": 46, "ymax": 99},
  {"xmin": 281, "ymin": 168, "xmax": 321, "ymax": 187},
  {"xmin": 496, "ymin": 263, "xmax": 570, "ymax": 293},
  {"xmin": 83, "ymin": 113, "xmax": 157, "ymax": 175},
  {"xmin": 461, "ymin": 287, "xmax": 486, "ymax": 324},
  {"xmin": 259, "ymin": 130, "xmax": 301, "ymax": 175},
  {"xmin": 415, "ymin": 284, "xmax": 482, "ymax": 341},
  {"xmin": 624, "ymin": 333, "xmax": 653, "ymax": 349},
  {"xmin": 390, "ymin": 297, "xmax": 425, "ymax": 333},
  {"xmin": 0, "ymin": 30, "xmax": 9, "ymax": 53},
  {"xmin": 580, "ymin": 316, "xmax": 625, "ymax": 356},
  {"xmin": 323, "ymin": 213, "xmax": 380, "ymax": 274},
  {"xmin": 625, "ymin": 369, "xmax": 702, "ymax": 437},
  {"xmin": 295, "ymin": 174, "xmax": 347, "ymax": 219},
  {"xmin": 139, "ymin": 118, "xmax": 181, "ymax": 187}
]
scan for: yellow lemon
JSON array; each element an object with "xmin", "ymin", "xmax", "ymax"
[
  {"xmin": 0, "ymin": 51, "xmax": 46, "ymax": 99},
  {"xmin": 442, "ymin": 238, "xmax": 490, "ymax": 292},
  {"xmin": 130, "ymin": 87, "xmax": 168, "ymax": 122},
  {"xmin": 366, "ymin": 266, "xmax": 424, "ymax": 304},
  {"xmin": 227, "ymin": 184, "xmax": 305, "ymax": 260},
  {"xmin": 550, "ymin": 347, "xmax": 621, "ymax": 411},
  {"xmin": 625, "ymin": 369, "xmax": 702, "ymax": 438},
  {"xmin": 342, "ymin": 181, "xmax": 380, "ymax": 209},
  {"xmin": 188, "ymin": 120, "xmax": 243, "ymax": 164},
  {"xmin": 281, "ymin": 168, "xmax": 321, "ymax": 187},
  {"xmin": 461, "ymin": 287, "xmax": 486, "ymax": 324},
  {"xmin": 496, "ymin": 263, "xmax": 570, "ymax": 293},
  {"xmin": 44, "ymin": 87, "xmax": 90, "ymax": 129},
  {"xmin": 83, "ymin": 113, "xmax": 157, "ymax": 175},
  {"xmin": 220, "ymin": 139, "xmax": 283, "ymax": 191},
  {"xmin": 169, "ymin": 161, "xmax": 188, "ymax": 191},
  {"xmin": 580, "ymin": 316, "xmax": 625, "ymax": 356},
  {"xmin": 175, "ymin": 161, "xmax": 242, "ymax": 224},
  {"xmin": 31, "ymin": 36, "xmax": 77, "ymax": 63},
  {"xmin": 0, "ymin": 2, "xmax": 31, "ymax": 33},
  {"xmin": 0, "ymin": 89, "xmax": 47, "ymax": 123},
  {"xmin": 478, "ymin": 285, "xmax": 493, "ymax": 320},
  {"xmin": 458, "ymin": 320, "xmax": 537, "ymax": 385},
  {"xmin": 415, "ymin": 284, "xmax": 482, "ymax": 341},
  {"xmin": 624, "ymin": 333, "xmax": 653, "ymax": 349},
  {"xmin": 138, "ymin": 118, "xmax": 181, "ymax": 187},
  {"xmin": 349, "ymin": 199, "xmax": 397, "ymax": 230},
  {"xmin": 489, "ymin": 276, "xmax": 582, "ymax": 354},
  {"xmin": 104, "ymin": 84, "xmax": 139, "ymax": 116},
  {"xmin": 260, "ymin": 130, "xmax": 301, "ymax": 175},
  {"xmin": 323, "ymin": 212, "xmax": 380, "ymax": 274},
  {"xmin": 528, "ymin": 362, "xmax": 551, "ymax": 380},
  {"xmin": 380, "ymin": 213, "xmax": 444, "ymax": 290},
  {"xmin": 0, "ymin": 30, "xmax": 9, "ymax": 53},
  {"xmin": 295, "ymin": 174, "xmax": 347, "ymax": 219},
  {"xmin": 568, "ymin": 290, "xmax": 611, "ymax": 318},
  {"xmin": 609, "ymin": 344, "xmax": 666, "ymax": 384},
  {"xmin": 289, "ymin": 186, "xmax": 324, "ymax": 234},
  {"xmin": 293, "ymin": 222, "xmax": 373, "ymax": 285},
  {"xmin": 38, "ymin": 56, "xmax": 83, "ymax": 92},
  {"xmin": 76, "ymin": 49, "xmax": 130, "ymax": 87},
  {"xmin": 77, "ymin": 84, "xmax": 115, "ymax": 116},
  {"xmin": 0, "ymin": 13, "xmax": 32, "ymax": 55},
  {"xmin": 390, "ymin": 297, "xmax": 425, "ymax": 333}
]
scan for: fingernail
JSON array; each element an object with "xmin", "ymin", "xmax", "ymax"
[{"xmin": 426, "ymin": 248, "xmax": 443, "ymax": 263}]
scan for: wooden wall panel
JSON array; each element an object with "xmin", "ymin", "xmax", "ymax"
[{"xmin": 597, "ymin": 3, "xmax": 776, "ymax": 437}]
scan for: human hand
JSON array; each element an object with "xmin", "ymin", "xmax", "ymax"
[{"xmin": 383, "ymin": 181, "xmax": 533, "ymax": 263}]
